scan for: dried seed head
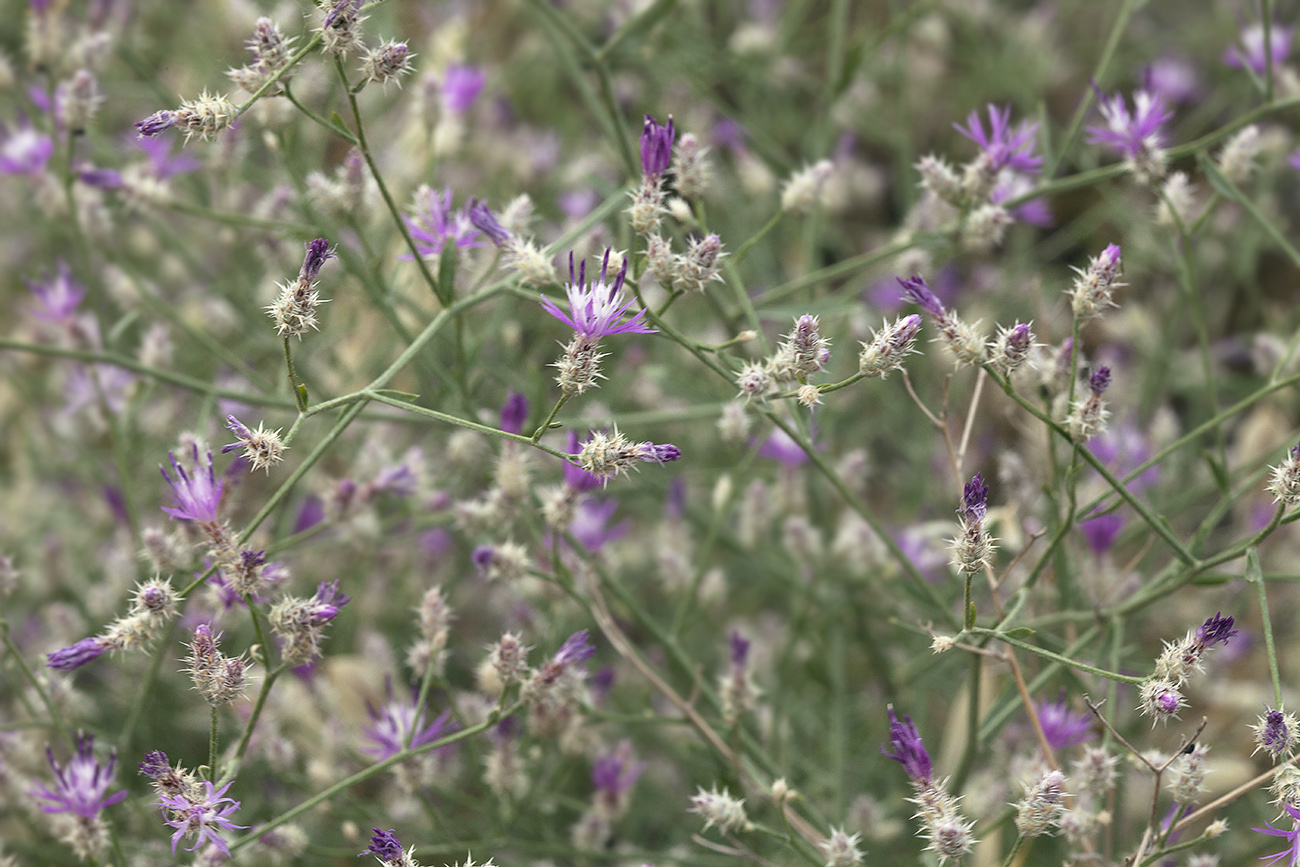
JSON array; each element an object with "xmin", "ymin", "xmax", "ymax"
[
  {"xmin": 689, "ymin": 786, "xmax": 752, "ymax": 834},
  {"xmin": 1015, "ymin": 769, "xmax": 1066, "ymax": 837},
  {"xmin": 1138, "ymin": 678, "xmax": 1185, "ymax": 725}
]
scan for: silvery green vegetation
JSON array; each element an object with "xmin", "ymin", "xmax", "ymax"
[{"xmin": 5, "ymin": 1, "xmax": 1300, "ymax": 866}]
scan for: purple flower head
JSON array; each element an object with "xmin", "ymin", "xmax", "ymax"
[
  {"xmin": 1079, "ymin": 511, "xmax": 1124, "ymax": 556},
  {"xmin": 138, "ymin": 750, "xmax": 171, "ymax": 779},
  {"xmin": 1144, "ymin": 57, "xmax": 1201, "ymax": 105},
  {"xmin": 1089, "ymin": 421, "xmax": 1160, "ymax": 494},
  {"xmin": 405, "ymin": 188, "xmax": 482, "ymax": 258},
  {"xmin": 960, "ymin": 472, "xmax": 989, "ymax": 524},
  {"xmin": 1193, "ymin": 612, "xmax": 1238, "ymax": 650},
  {"xmin": 553, "ymin": 629, "xmax": 596, "ymax": 669},
  {"xmin": 362, "ymin": 684, "xmax": 456, "ymax": 760},
  {"xmin": 592, "ymin": 740, "xmax": 644, "ymax": 797},
  {"xmin": 369, "ymin": 462, "xmax": 418, "ymax": 499},
  {"xmin": 1089, "ymin": 366, "xmax": 1111, "ymax": 396},
  {"xmin": 323, "ymin": 0, "xmax": 360, "ymax": 29},
  {"xmin": 882, "ymin": 705, "xmax": 931, "ymax": 784},
  {"xmin": 570, "ymin": 497, "xmax": 627, "ymax": 551},
  {"xmin": 898, "ymin": 274, "xmax": 945, "ymax": 318},
  {"xmin": 954, "ymin": 104, "xmax": 1042, "ymax": 173},
  {"xmin": 1225, "ymin": 23, "xmax": 1293, "ymax": 76},
  {"xmin": 758, "ymin": 426, "xmax": 809, "ymax": 466},
  {"xmin": 1260, "ymin": 708, "xmax": 1291, "ymax": 758},
  {"xmin": 632, "ymin": 441, "xmax": 682, "ymax": 464},
  {"xmin": 640, "ymin": 114, "xmax": 675, "ymax": 178},
  {"xmin": 1253, "ymin": 802, "xmax": 1300, "ymax": 867},
  {"xmin": 28, "ymin": 262, "xmax": 86, "ymax": 323},
  {"xmin": 992, "ymin": 173, "xmax": 1053, "ymax": 227},
  {"xmin": 542, "ymin": 250, "xmax": 654, "ymax": 340},
  {"xmin": 300, "ymin": 238, "xmax": 336, "ymax": 281},
  {"xmin": 500, "ymin": 391, "xmax": 529, "ymax": 435},
  {"xmin": 160, "ymin": 445, "xmax": 223, "ymax": 523},
  {"xmin": 0, "ymin": 123, "xmax": 54, "ymax": 175},
  {"xmin": 363, "ymin": 829, "xmax": 404, "ymax": 862},
  {"xmin": 1290, "ymin": 149, "xmax": 1300, "ymax": 172},
  {"xmin": 134, "ymin": 135, "xmax": 200, "ymax": 178},
  {"xmin": 1085, "ymin": 89, "xmax": 1172, "ymax": 160},
  {"xmin": 1035, "ymin": 694, "xmax": 1093, "ymax": 750},
  {"xmin": 78, "ymin": 167, "xmax": 124, "ymax": 190},
  {"xmin": 134, "ymin": 109, "xmax": 180, "ymax": 139},
  {"xmin": 309, "ymin": 579, "xmax": 351, "ymax": 624},
  {"xmin": 471, "ymin": 545, "xmax": 495, "ymax": 572},
  {"xmin": 155, "ymin": 779, "xmax": 247, "ymax": 856},
  {"xmin": 442, "ymin": 65, "xmax": 485, "ymax": 113},
  {"xmin": 730, "ymin": 631, "xmax": 751, "ymax": 668},
  {"xmin": 29, "ymin": 732, "xmax": 128, "ymax": 818},
  {"xmin": 564, "ymin": 431, "xmax": 604, "ymax": 492},
  {"xmin": 468, "ymin": 199, "xmax": 511, "ymax": 247}
]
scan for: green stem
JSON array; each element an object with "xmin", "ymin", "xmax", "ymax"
[
  {"xmin": 0, "ymin": 618, "xmax": 70, "ymax": 745},
  {"xmin": 208, "ymin": 705, "xmax": 219, "ymax": 779},
  {"xmin": 1248, "ymin": 547, "xmax": 1284, "ymax": 708},
  {"xmin": 967, "ymin": 627, "xmax": 1145, "ymax": 684},
  {"xmin": 532, "ymin": 394, "xmax": 571, "ymax": 443},
  {"xmin": 283, "ymin": 337, "xmax": 308, "ymax": 413}
]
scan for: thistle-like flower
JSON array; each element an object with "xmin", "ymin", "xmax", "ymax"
[
  {"xmin": 1066, "ymin": 366, "xmax": 1112, "ymax": 443},
  {"xmin": 1068, "ymin": 243, "xmax": 1124, "ymax": 321},
  {"xmin": 950, "ymin": 472, "xmax": 996, "ymax": 576},
  {"xmin": 859, "ymin": 314, "xmax": 923, "ymax": 378},
  {"xmin": 222, "ymin": 414, "xmax": 286, "ymax": 472},
  {"xmin": 689, "ymin": 786, "xmax": 752, "ymax": 834},
  {"xmin": 362, "ymin": 683, "xmax": 456, "ymax": 761},
  {"xmin": 1268, "ymin": 438, "xmax": 1300, "ymax": 506},
  {"xmin": 154, "ymin": 778, "xmax": 247, "ymax": 856},
  {"xmin": 267, "ymin": 237, "xmax": 336, "ymax": 338},
  {"xmin": 1085, "ymin": 89, "xmax": 1173, "ymax": 182},
  {"xmin": 576, "ymin": 427, "xmax": 682, "ymax": 482},
  {"xmin": 900, "ymin": 274, "xmax": 985, "ymax": 367},
  {"xmin": 30, "ymin": 732, "xmax": 128, "ymax": 818},
  {"xmin": 160, "ymin": 444, "xmax": 223, "ymax": 523},
  {"xmin": 1253, "ymin": 706, "xmax": 1300, "ymax": 761}
]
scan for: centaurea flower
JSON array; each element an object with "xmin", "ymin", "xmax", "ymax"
[
  {"xmin": 951, "ymin": 472, "xmax": 996, "ymax": 575},
  {"xmin": 882, "ymin": 705, "xmax": 931, "ymax": 784},
  {"xmin": 222, "ymin": 414, "xmax": 286, "ymax": 472},
  {"xmin": 576, "ymin": 427, "xmax": 682, "ymax": 482},
  {"xmin": 1224, "ymin": 23, "xmax": 1293, "ymax": 76},
  {"xmin": 362, "ymin": 685, "xmax": 456, "ymax": 760},
  {"xmin": 0, "ymin": 122, "xmax": 55, "ymax": 175},
  {"xmin": 160, "ymin": 444, "xmax": 223, "ymax": 523},
  {"xmin": 28, "ymin": 262, "xmax": 85, "ymax": 323},
  {"xmin": 899, "ymin": 274, "xmax": 985, "ymax": 367},
  {"xmin": 1085, "ymin": 89, "xmax": 1173, "ymax": 181},
  {"xmin": 404, "ymin": 186, "xmax": 481, "ymax": 258},
  {"xmin": 953, "ymin": 104, "xmax": 1041, "ymax": 199},
  {"xmin": 1268, "ymin": 437, "xmax": 1300, "ymax": 506},
  {"xmin": 267, "ymin": 237, "xmax": 336, "ymax": 338},
  {"xmin": 628, "ymin": 114, "xmax": 674, "ymax": 233},
  {"xmin": 267, "ymin": 579, "xmax": 351, "ymax": 666},
  {"xmin": 1253, "ymin": 802, "xmax": 1300, "ymax": 867},
  {"xmin": 155, "ymin": 778, "xmax": 246, "ymax": 856},
  {"xmin": 442, "ymin": 65, "xmax": 485, "ymax": 113},
  {"xmin": 1067, "ymin": 366, "xmax": 1112, "ymax": 443},
  {"xmin": 1068, "ymin": 243, "xmax": 1124, "ymax": 321},
  {"xmin": 1254, "ymin": 706, "xmax": 1300, "ymax": 761},
  {"xmin": 1036, "ymin": 694, "xmax": 1094, "ymax": 749},
  {"xmin": 364, "ymin": 829, "xmax": 419, "ymax": 867},
  {"xmin": 30, "ymin": 732, "xmax": 127, "ymax": 818},
  {"xmin": 640, "ymin": 114, "xmax": 675, "ymax": 179},
  {"xmin": 858, "ymin": 314, "xmax": 923, "ymax": 379}
]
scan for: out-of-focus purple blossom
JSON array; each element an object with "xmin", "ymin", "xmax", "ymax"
[
  {"xmin": 1193, "ymin": 612, "xmax": 1238, "ymax": 650},
  {"xmin": 404, "ymin": 187, "xmax": 481, "ymax": 258},
  {"xmin": 369, "ymin": 463, "xmax": 418, "ymax": 499},
  {"xmin": 1088, "ymin": 366, "xmax": 1111, "ymax": 395},
  {"xmin": 294, "ymin": 495, "xmax": 325, "ymax": 533},
  {"xmin": 542, "ymin": 251, "xmax": 654, "ymax": 340},
  {"xmin": 442, "ymin": 65, "xmax": 485, "ymax": 112},
  {"xmin": 1035, "ymin": 694, "xmax": 1094, "ymax": 749},
  {"xmin": 471, "ymin": 545, "xmax": 495, "ymax": 573},
  {"xmin": 560, "ymin": 187, "xmax": 599, "ymax": 222},
  {"xmin": 565, "ymin": 431, "xmax": 604, "ymax": 492},
  {"xmin": 1085, "ymin": 89, "xmax": 1172, "ymax": 161},
  {"xmin": 730, "ymin": 631, "xmax": 751, "ymax": 667},
  {"xmin": 362, "ymin": 685, "xmax": 456, "ymax": 760},
  {"xmin": 899, "ymin": 274, "xmax": 946, "ymax": 318},
  {"xmin": 46, "ymin": 636, "xmax": 111, "ymax": 670},
  {"xmin": 1144, "ymin": 57, "xmax": 1201, "ymax": 105},
  {"xmin": 666, "ymin": 477, "xmax": 686, "ymax": 520},
  {"xmin": 0, "ymin": 123, "xmax": 54, "ymax": 175},
  {"xmin": 992, "ymin": 173, "xmax": 1053, "ymax": 227},
  {"xmin": 954, "ymin": 104, "xmax": 1042, "ymax": 173},
  {"xmin": 78, "ymin": 167, "xmax": 124, "ymax": 189},
  {"xmin": 592, "ymin": 740, "xmax": 644, "ymax": 797},
  {"xmin": 1079, "ymin": 511, "xmax": 1124, "ymax": 556},
  {"xmin": 363, "ymin": 829, "xmax": 405, "ymax": 862},
  {"xmin": 134, "ymin": 110, "xmax": 180, "ymax": 139},
  {"xmin": 569, "ymin": 497, "xmax": 628, "ymax": 551},
  {"xmin": 713, "ymin": 117, "xmax": 748, "ymax": 153},
  {"xmin": 640, "ymin": 114, "xmax": 675, "ymax": 178},
  {"xmin": 1224, "ymin": 23, "xmax": 1293, "ymax": 75},
  {"xmin": 160, "ymin": 445, "xmax": 223, "ymax": 523},
  {"xmin": 758, "ymin": 427, "xmax": 809, "ymax": 466},
  {"xmin": 420, "ymin": 527, "xmax": 453, "ymax": 561},
  {"xmin": 28, "ymin": 262, "xmax": 86, "ymax": 323},
  {"xmin": 500, "ymin": 391, "xmax": 529, "ymax": 435},
  {"xmin": 1088, "ymin": 422, "xmax": 1160, "ymax": 494},
  {"xmin": 590, "ymin": 666, "xmax": 616, "ymax": 704},
  {"xmin": 29, "ymin": 733, "xmax": 127, "ymax": 817},
  {"xmin": 882, "ymin": 706, "xmax": 932, "ymax": 784},
  {"xmin": 308, "ymin": 580, "xmax": 350, "ymax": 624},
  {"xmin": 63, "ymin": 365, "xmax": 134, "ymax": 420},
  {"xmin": 866, "ymin": 267, "xmax": 961, "ymax": 314},
  {"xmin": 1290, "ymin": 149, "xmax": 1300, "ymax": 171},
  {"xmin": 553, "ymin": 629, "xmax": 596, "ymax": 670},
  {"xmin": 134, "ymin": 135, "xmax": 201, "ymax": 177},
  {"xmin": 154, "ymin": 779, "xmax": 246, "ymax": 856},
  {"xmin": 468, "ymin": 199, "xmax": 510, "ymax": 246}
]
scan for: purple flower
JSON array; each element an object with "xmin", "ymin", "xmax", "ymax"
[
  {"xmin": 155, "ymin": 779, "xmax": 247, "ymax": 856},
  {"xmin": 300, "ymin": 238, "xmax": 335, "ymax": 281},
  {"xmin": 1088, "ymin": 366, "xmax": 1111, "ymax": 395},
  {"xmin": 0, "ymin": 123, "xmax": 54, "ymax": 175},
  {"xmin": 954, "ymin": 104, "xmax": 1042, "ymax": 173},
  {"xmin": 133, "ymin": 109, "xmax": 180, "ymax": 139},
  {"xmin": 362, "ymin": 686, "xmax": 456, "ymax": 760},
  {"xmin": 640, "ymin": 114, "xmax": 675, "ymax": 178},
  {"xmin": 552, "ymin": 629, "xmax": 596, "ymax": 670},
  {"xmin": 882, "ymin": 705, "xmax": 931, "ymax": 784},
  {"xmin": 78, "ymin": 167, "xmax": 124, "ymax": 190},
  {"xmin": 1290, "ymin": 149, "xmax": 1300, "ymax": 172},
  {"xmin": 29, "ymin": 732, "xmax": 127, "ymax": 817},
  {"xmin": 542, "ymin": 251, "xmax": 654, "ymax": 340},
  {"xmin": 134, "ymin": 136, "xmax": 200, "ymax": 177},
  {"xmin": 1225, "ymin": 23, "xmax": 1293, "ymax": 76},
  {"xmin": 160, "ymin": 445, "xmax": 223, "ymax": 523},
  {"xmin": 307, "ymin": 579, "xmax": 351, "ymax": 624},
  {"xmin": 1079, "ymin": 511, "xmax": 1124, "ymax": 556},
  {"xmin": 592, "ymin": 740, "xmax": 644, "ymax": 797},
  {"xmin": 468, "ymin": 199, "xmax": 511, "ymax": 247},
  {"xmin": 1035, "ymin": 695, "xmax": 1093, "ymax": 750},
  {"xmin": 898, "ymin": 274, "xmax": 946, "ymax": 318},
  {"xmin": 1259, "ymin": 708, "xmax": 1292, "ymax": 759},
  {"xmin": 363, "ymin": 829, "xmax": 405, "ymax": 862},
  {"xmin": 1085, "ymin": 90, "xmax": 1173, "ymax": 161},
  {"xmin": 1194, "ymin": 612, "xmax": 1238, "ymax": 650},
  {"xmin": 405, "ymin": 188, "xmax": 482, "ymax": 258},
  {"xmin": 570, "ymin": 497, "xmax": 627, "ymax": 551},
  {"xmin": 28, "ymin": 262, "xmax": 86, "ymax": 323},
  {"xmin": 1253, "ymin": 802, "xmax": 1300, "ymax": 867},
  {"xmin": 1144, "ymin": 57, "xmax": 1201, "ymax": 105},
  {"xmin": 633, "ymin": 441, "xmax": 682, "ymax": 464},
  {"xmin": 138, "ymin": 750, "xmax": 172, "ymax": 779},
  {"xmin": 471, "ymin": 545, "xmax": 495, "ymax": 572},
  {"xmin": 500, "ymin": 391, "xmax": 529, "ymax": 435},
  {"xmin": 47, "ymin": 636, "xmax": 110, "ymax": 670},
  {"xmin": 758, "ymin": 427, "xmax": 809, "ymax": 466},
  {"xmin": 960, "ymin": 472, "xmax": 989, "ymax": 524},
  {"xmin": 730, "ymin": 631, "xmax": 751, "ymax": 667},
  {"xmin": 442, "ymin": 65, "xmax": 485, "ymax": 113}
]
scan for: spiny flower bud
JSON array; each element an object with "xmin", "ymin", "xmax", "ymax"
[
  {"xmin": 645, "ymin": 234, "xmax": 677, "ymax": 289},
  {"xmin": 490, "ymin": 632, "xmax": 530, "ymax": 685},
  {"xmin": 926, "ymin": 814, "xmax": 976, "ymax": 865},
  {"xmin": 221, "ymin": 414, "xmax": 286, "ymax": 472},
  {"xmin": 961, "ymin": 202, "xmax": 1012, "ymax": 252},
  {"xmin": 471, "ymin": 542, "xmax": 531, "ymax": 582},
  {"xmin": 1156, "ymin": 171, "xmax": 1199, "ymax": 228},
  {"xmin": 361, "ymin": 40, "xmax": 414, "ymax": 88},
  {"xmin": 736, "ymin": 361, "xmax": 773, "ymax": 401},
  {"xmin": 1253, "ymin": 706, "xmax": 1300, "ymax": 761},
  {"xmin": 677, "ymin": 233, "xmax": 726, "ymax": 293},
  {"xmin": 576, "ymin": 428, "xmax": 682, "ymax": 482},
  {"xmin": 1069, "ymin": 243, "xmax": 1123, "ymax": 321},
  {"xmin": 721, "ymin": 631, "xmax": 760, "ymax": 724},
  {"xmin": 1072, "ymin": 746, "xmax": 1119, "ymax": 797},
  {"xmin": 320, "ymin": 0, "xmax": 366, "ymax": 58},
  {"xmin": 1152, "ymin": 612, "xmax": 1239, "ymax": 685},
  {"xmin": 916, "ymin": 154, "xmax": 964, "ymax": 206},
  {"xmin": 1066, "ymin": 365, "xmax": 1112, "ymax": 443},
  {"xmin": 950, "ymin": 473, "xmax": 996, "ymax": 576},
  {"xmin": 228, "ymin": 18, "xmax": 295, "ymax": 93},
  {"xmin": 1166, "ymin": 744, "xmax": 1209, "ymax": 805},
  {"xmin": 174, "ymin": 91, "xmax": 237, "ymax": 142},
  {"xmin": 1138, "ymin": 677, "xmax": 1185, "ymax": 725},
  {"xmin": 858, "ymin": 314, "xmax": 922, "ymax": 378},
  {"xmin": 61, "ymin": 69, "xmax": 102, "ymax": 133},
  {"xmin": 268, "ymin": 238, "xmax": 335, "ymax": 338},
  {"xmin": 781, "ymin": 159, "xmax": 834, "ymax": 213},
  {"xmin": 672, "ymin": 132, "xmax": 710, "ymax": 199},
  {"xmin": 627, "ymin": 175, "xmax": 666, "ymax": 236},
  {"xmin": 1216, "ymin": 124, "xmax": 1260, "ymax": 185},
  {"xmin": 1015, "ymin": 769, "xmax": 1066, "ymax": 837},
  {"xmin": 819, "ymin": 827, "xmax": 864, "ymax": 867},
  {"xmin": 777, "ymin": 314, "xmax": 831, "ymax": 378},
  {"xmin": 689, "ymin": 786, "xmax": 752, "ymax": 834},
  {"xmin": 1267, "ymin": 438, "xmax": 1300, "ymax": 505},
  {"xmin": 988, "ymin": 321, "xmax": 1035, "ymax": 374}
]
